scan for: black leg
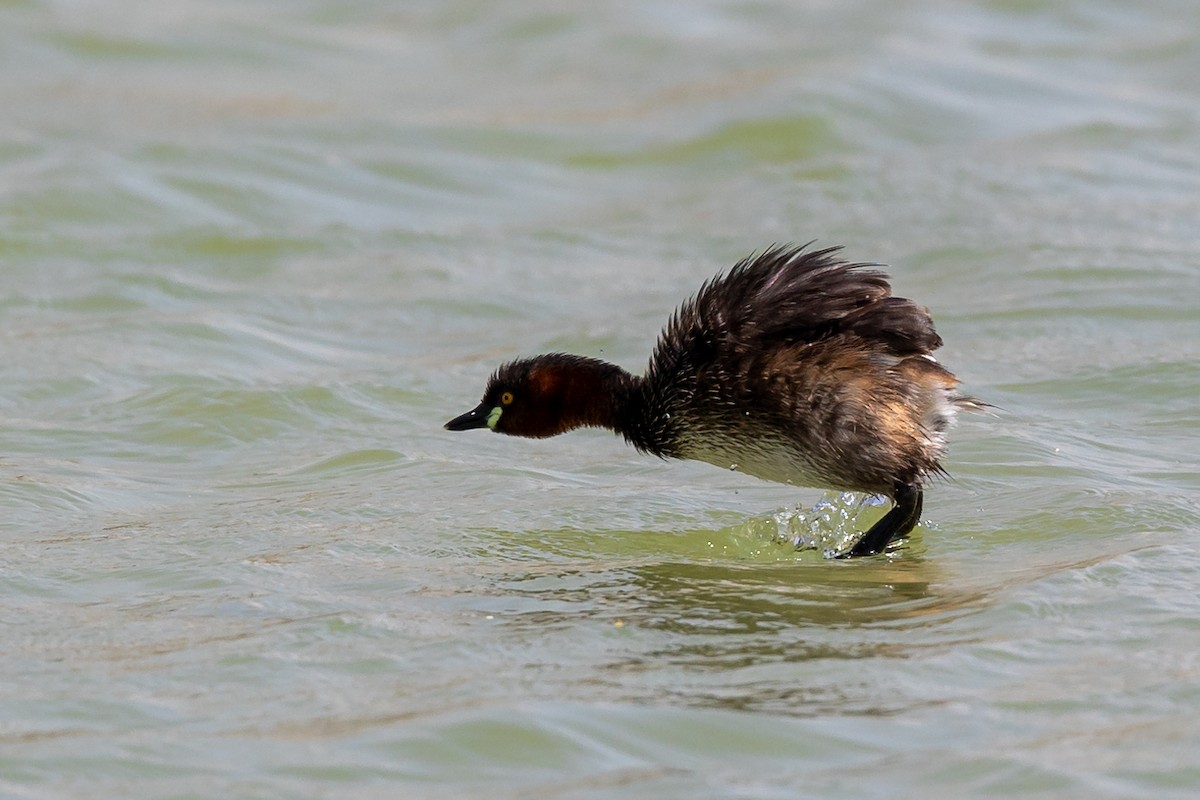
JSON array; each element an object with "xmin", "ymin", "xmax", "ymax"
[{"xmin": 842, "ymin": 483, "xmax": 923, "ymax": 558}]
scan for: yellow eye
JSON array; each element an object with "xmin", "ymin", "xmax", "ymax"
[{"xmin": 500, "ymin": 391, "xmax": 514, "ymax": 405}]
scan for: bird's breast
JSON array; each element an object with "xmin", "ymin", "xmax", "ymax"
[{"xmin": 676, "ymin": 430, "xmax": 837, "ymax": 490}]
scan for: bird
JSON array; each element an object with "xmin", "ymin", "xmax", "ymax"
[{"xmin": 445, "ymin": 243, "xmax": 980, "ymax": 557}]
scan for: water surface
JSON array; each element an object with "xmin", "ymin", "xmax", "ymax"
[{"xmin": 3, "ymin": 1, "xmax": 1200, "ymax": 798}]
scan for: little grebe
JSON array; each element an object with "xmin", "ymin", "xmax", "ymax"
[{"xmin": 445, "ymin": 244, "xmax": 980, "ymax": 557}]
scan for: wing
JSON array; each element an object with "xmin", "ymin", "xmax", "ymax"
[{"xmin": 652, "ymin": 244, "xmax": 942, "ymax": 379}]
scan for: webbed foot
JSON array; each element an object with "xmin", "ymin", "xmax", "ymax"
[{"xmin": 838, "ymin": 483, "xmax": 923, "ymax": 558}]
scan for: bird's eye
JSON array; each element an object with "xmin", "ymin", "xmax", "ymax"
[{"xmin": 500, "ymin": 391, "xmax": 514, "ymax": 405}]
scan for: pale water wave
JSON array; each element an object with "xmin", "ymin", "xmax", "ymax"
[{"xmin": 2, "ymin": 1, "xmax": 1199, "ymax": 798}]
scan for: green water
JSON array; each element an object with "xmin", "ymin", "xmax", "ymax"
[{"xmin": 3, "ymin": 2, "xmax": 1199, "ymax": 798}]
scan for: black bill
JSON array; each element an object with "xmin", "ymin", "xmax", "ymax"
[{"xmin": 444, "ymin": 402, "xmax": 492, "ymax": 431}]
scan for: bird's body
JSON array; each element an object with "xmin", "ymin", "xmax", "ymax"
[{"xmin": 445, "ymin": 244, "xmax": 979, "ymax": 557}]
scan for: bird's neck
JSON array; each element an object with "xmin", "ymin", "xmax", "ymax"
[
  {"xmin": 535, "ymin": 357, "xmax": 640, "ymax": 436},
  {"xmin": 514, "ymin": 353, "xmax": 683, "ymax": 456},
  {"xmin": 522, "ymin": 355, "xmax": 672, "ymax": 456},
  {"xmin": 579, "ymin": 363, "xmax": 672, "ymax": 454}
]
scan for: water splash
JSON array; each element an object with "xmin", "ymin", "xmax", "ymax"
[{"xmin": 771, "ymin": 492, "xmax": 886, "ymax": 558}]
